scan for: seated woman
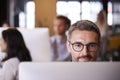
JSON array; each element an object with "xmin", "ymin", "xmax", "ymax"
[{"xmin": 0, "ymin": 28, "xmax": 32, "ymax": 80}]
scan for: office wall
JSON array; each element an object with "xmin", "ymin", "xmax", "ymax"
[{"xmin": 34, "ymin": 0, "xmax": 57, "ymax": 35}]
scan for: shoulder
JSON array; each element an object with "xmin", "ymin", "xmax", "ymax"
[
  {"xmin": 4, "ymin": 58, "xmax": 19, "ymax": 65},
  {"xmin": 1, "ymin": 58, "xmax": 20, "ymax": 80},
  {"xmin": 50, "ymin": 35, "xmax": 56, "ymax": 41},
  {"xmin": 3, "ymin": 58, "xmax": 20, "ymax": 70},
  {"xmin": 50, "ymin": 35, "xmax": 56, "ymax": 43}
]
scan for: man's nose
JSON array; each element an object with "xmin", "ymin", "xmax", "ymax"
[{"xmin": 79, "ymin": 46, "xmax": 88, "ymax": 56}]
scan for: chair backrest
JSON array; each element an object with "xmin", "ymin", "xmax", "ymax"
[{"xmin": 0, "ymin": 28, "xmax": 51, "ymax": 62}]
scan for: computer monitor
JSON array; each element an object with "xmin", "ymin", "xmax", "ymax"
[
  {"xmin": 19, "ymin": 62, "xmax": 120, "ymax": 80},
  {"xmin": 0, "ymin": 28, "xmax": 51, "ymax": 62}
]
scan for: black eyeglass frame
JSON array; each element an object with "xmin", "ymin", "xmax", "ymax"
[{"xmin": 68, "ymin": 40, "xmax": 99, "ymax": 52}]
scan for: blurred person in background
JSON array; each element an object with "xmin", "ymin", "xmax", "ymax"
[
  {"xmin": 50, "ymin": 15, "xmax": 72, "ymax": 61},
  {"xmin": 0, "ymin": 29, "xmax": 32, "ymax": 80},
  {"xmin": 96, "ymin": 10, "xmax": 108, "ymax": 60},
  {"xmin": 67, "ymin": 20, "xmax": 101, "ymax": 62},
  {"xmin": 2, "ymin": 21, "xmax": 10, "ymax": 28}
]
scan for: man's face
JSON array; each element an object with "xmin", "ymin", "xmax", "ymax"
[
  {"xmin": 53, "ymin": 19, "xmax": 68, "ymax": 35},
  {"xmin": 0, "ymin": 37, "xmax": 7, "ymax": 53},
  {"xmin": 67, "ymin": 30, "xmax": 100, "ymax": 62}
]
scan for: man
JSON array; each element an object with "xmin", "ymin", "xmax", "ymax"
[
  {"xmin": 67, "ymin": 20, "xmax": 101, "ymax": 62},
  {"xmin": 50, "ymin": 15, "xmax": 72, "ymax": 61}
]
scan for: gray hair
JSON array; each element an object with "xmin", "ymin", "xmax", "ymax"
[{"xmin": 67, "ymin": 20, "xmax": 101, "ymax": 40}]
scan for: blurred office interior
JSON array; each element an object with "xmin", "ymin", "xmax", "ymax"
[{"xmin": 0, "ymin": 0, "xmax": 120, "ymax": 61}]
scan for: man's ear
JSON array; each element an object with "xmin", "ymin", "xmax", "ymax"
[
  {"xmin": 65, "ymin": 25, "xmax": 70, "ymax": 30},
  {"xmin": 66, "ymin": 41, "xmax": 71, "ymax": 53}
]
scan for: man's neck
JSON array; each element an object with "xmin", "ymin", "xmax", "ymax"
[{"xmin": 56, "ymin": 34, "xmax": 66, "ymax": 40}]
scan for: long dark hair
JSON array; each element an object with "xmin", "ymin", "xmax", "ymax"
[{"xmin": 2, "ymin": 28, "xmax": 32, "ymax": 62}]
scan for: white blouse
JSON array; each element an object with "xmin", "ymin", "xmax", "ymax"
[{"xmin": 0, "ymin": 57, "xmax": 20, "ymax": 80}]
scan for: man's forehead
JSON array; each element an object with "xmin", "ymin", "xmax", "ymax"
[
  {"xmin": 54, "ymin": 19, "xmax": 65, "ymax": 24},
  {"xmin": 70, "ymin": 30, "xmax": 99, "ymax": 43}
]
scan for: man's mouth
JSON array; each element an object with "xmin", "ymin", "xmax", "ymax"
[{"xmin": 77, "ymin": 56, "xmax": 92, "ymax": 62}]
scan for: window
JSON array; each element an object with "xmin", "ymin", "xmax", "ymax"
[
  {"xmin": 19, "ymin": 1, "xmax": 35, "ymax": 28},
  {"xmin": 107, "ymin": 1, "xmax": 113, "ymax": 25},
  {"xmin": 57, "ymin": 1, "xmax": 102, "ymax": 24},
  {"xmin": 26, "ymin": 1, "xmax": 35, "ymax": 28},
  {"xmin": 19, "ymin": 12, "xmax": 25, "ymax": 28},
  {"xmin": 81, "ymin": 1, "xmax": 90, "ymax": 20},
  {"xmin": 112, "ymin": 2, "xmax": 120, "ymax": 25},
  {"xmin": 57, "ymin": 1, "xmax": 80, "ymax": 24}
]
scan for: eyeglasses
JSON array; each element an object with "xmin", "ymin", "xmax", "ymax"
[{"xmin": 68, "ymin": 40, "xmax": 98, "ymax": 52}]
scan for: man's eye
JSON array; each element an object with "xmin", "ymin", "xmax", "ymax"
[
  {"xmin": 74, "ymin": 44, "xmax": 82, "ymax": 47},
  {"xmin": 89, "ymin": 44, "xmax": 97, "ymax": 48}
]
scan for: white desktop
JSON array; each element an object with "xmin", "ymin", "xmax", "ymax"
[
  {"xmin": 0, "ymin": 28, "xmax": 51, "ymax": 62},
  {"xmin": 19, "ymin": 62, "xmax": 120, "ymax": 80}
]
